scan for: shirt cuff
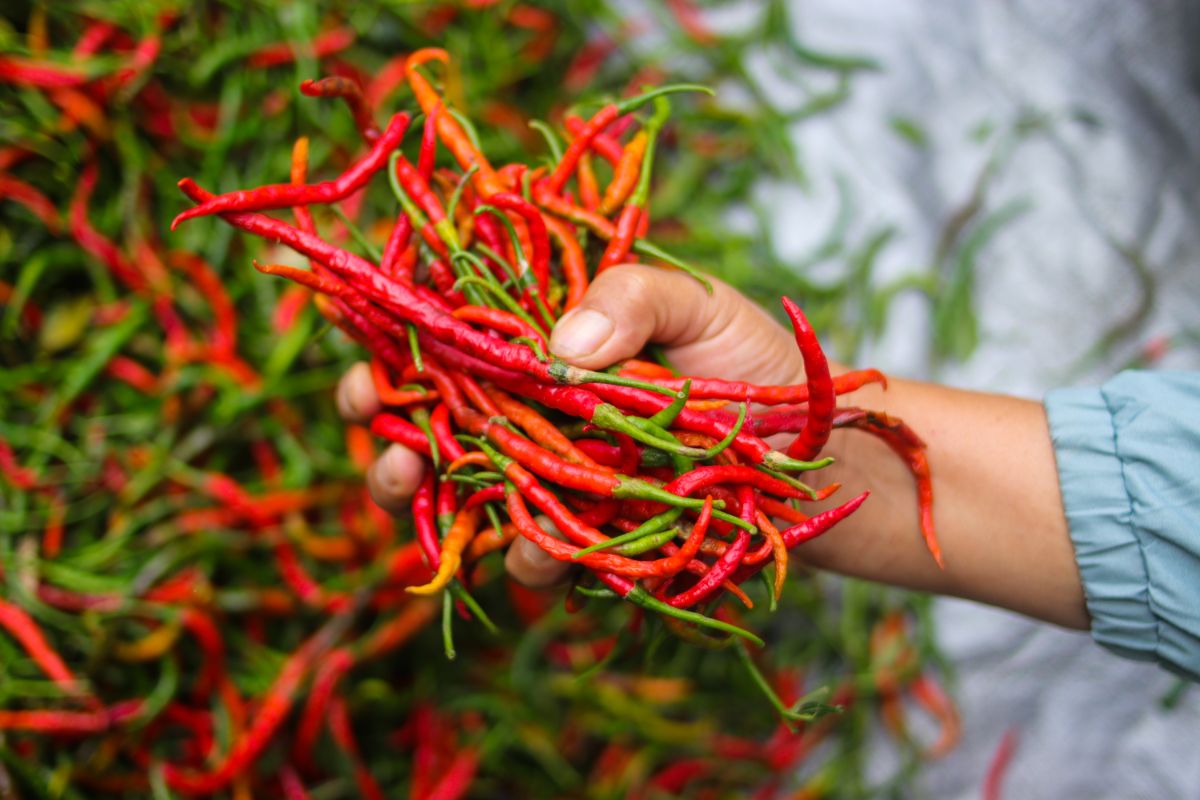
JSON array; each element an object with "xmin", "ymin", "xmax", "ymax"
[
  {"xmin": 1046, "ymin": 374, "xmax": 1200, "ymax": 682},
  {"xmin": 1045, "ymin": 386, "xmax": 1157, "ymax": 665}
]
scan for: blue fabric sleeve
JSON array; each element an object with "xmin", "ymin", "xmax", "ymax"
[{"xmin": 1045, "ymin": 371, "xmax": 1200, "ymax": 681}]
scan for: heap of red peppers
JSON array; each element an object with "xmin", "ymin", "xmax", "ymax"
[
  {"xmin": 172, "ymin": 48, "xmax": 941, "ymax": 657},
  {"xmin": 0, "ymin": 6, "xmax": 961, "ymax": 797}
]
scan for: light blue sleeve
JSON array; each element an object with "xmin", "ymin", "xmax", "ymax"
[{"xmin": 1044, "ymin": 371, "xmax": 1200, "ymax": 681}]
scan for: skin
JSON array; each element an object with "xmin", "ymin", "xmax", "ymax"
[{"xmin": 339, "ymin": 266, "xmax": 1090, "ymax": 628}]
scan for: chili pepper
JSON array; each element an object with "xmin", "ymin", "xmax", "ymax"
[
  {"xmin": 909, "ymin": 673, "xmax": 961, "ymax": 759},
  {"xmin": 431, "ymin": 402, "xmax": 467, "ymax": 462},
  {"xmin": 72, "ymin": 160, "xmax": 147, "ymax": 292},
  {"xmin": 837, "ymin": 409, "xmax": 941, "ymax": 567},
  {"xmin": 506, "ymin": 485, "xmax": 711, "ymax": 579},
  {"xmin": 586, "ymin": 563, "xmax": 763, "ymax": 646},
  {"xmin": 664, "ymin": 465, "xmax": 812, "ymax": 502},
  {"xmin": 171, "ymin": 112, "xmax": 410, "ymax": 228},
  {"xmin": 163, "ymin": 613, "xmax": 351, "ymax": 794},
  {"xmin": 781, "ymin": 298, "xmax": 835, "ymax": 461},
  {"xmin": 0, "ymin": 56, "xmax": 89, "ymax": 88},
  {"xmin": 300, "ymin": 76, "xmax": 379, "ymax": 142},
  {"xmin": 246, "ymin": 26, "xmax": 355, "ymax": 68},
  {"xmin": 407, "ymin": 506, "xmax": 482, "ymax": 595},
  {"xmin": 0, "ymin": 597, "xmax": 88, "ymax": 695},
  {"xmin": 598, "ymin": 97, "xmax": 670, "ymax": 271},
  {"xmin": 0, "ymin": 173, "xmax": 62, "ymax": 232},
  {"xmin": 370, "ymin": 413, "xmax": 434, "ymax": 456},
  {"xmin": 577, "ymin": 151, "xmax": 601, "ymax": 210},
  {"xmin": 636, "ymin": 368, "xmax": 887, "ymax": 411},
  {"xmin": 564, "ymin": 114, "xmax": 623, "ymax": 165},
  {"xmin": 597, "ymin": 131, "xmax": 647, "ymax": 215},
  {"xmin": 484, "ymin": 385, "xmax": 603, "ymax": 468},
  {"xmin": 0, "ymin": 706, "xmax": 137, "ymax": 734},
  {"xmin": 543, "ymin": 85, "xmax": 707, "ymax": 195},
  {"xmin": 451, "ymin": 304, "xmax": 546, "ymax": 347},
  {"xmin": 370, "ymin": 357, "xmax": 437, "ymax": 406},
  {"xmin": 477, "ymin": 192, "xmax": 551, "ymax": 301},
  {"xmin": 983, "ymin": 729, "xmax": 1019, "ymax": 800},
  {"xmin": 405, "ymin": 48, "xmax": 505, "ymax": 196},
  {"xmin": 327, "ymin": 696, "xmax": 387, "ymax": 800}
]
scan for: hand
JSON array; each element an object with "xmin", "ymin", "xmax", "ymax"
[{"xmin": 338, "ymin": 264, "xmax": 806, "ymax": 587}]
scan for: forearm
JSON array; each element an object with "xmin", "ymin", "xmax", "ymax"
[{"xmin": 798, "ymin": 377, "xmax": 1090, "ymax": 630}]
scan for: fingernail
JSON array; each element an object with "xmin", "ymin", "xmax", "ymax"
[{"xmin": 551, "ymin": 309, "xmax": 613, "ymax": 360}]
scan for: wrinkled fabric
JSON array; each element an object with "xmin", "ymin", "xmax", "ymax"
[
  {"xmin": 766, "ymin": 1, "xmax": 1200, "ymax": 797},
  {"xmin": 1047, "ymin": 372, "xmax": 1200, "ymax": 681}
]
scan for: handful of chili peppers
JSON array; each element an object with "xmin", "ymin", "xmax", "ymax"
[
  {"xmin": 171, "ymin": 46, "xmax": 942, "ymax": 651},
  {"xmin": 1, "ymin": 6, "xmax": 957, "ymax": 796}
]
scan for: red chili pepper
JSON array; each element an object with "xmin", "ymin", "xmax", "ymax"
[
  {"xmin": 300, "ymin": 76, "xmax": 379, "ymax": 143},
  {"xmin": 451, "ymin": 305, "xmax": 546, "ymax": 347},
  {"xmin": 909, "ymin": 672, "xmax": 961, "ymax": 759},
  {"xmin": 430, "ymin": 402, "xmax": 467, "ymax": 462},
  {"xmin": 0, "ymin": 173, "xmax": 62, "ymax": 232},
  {"xmin": 507, "ymin": 487, "xmax": 711, "ymax": 579},
  {"xmin": 246, "ymin": 26, "xmax": 355, "ymax": 69},
  {"xmin": 409, "ymin": 471, "xmax": 442, "ymax": 571},
  {"xmin": 563, "ymin": 114, "xmax": 623, "ymax": 165},
  {"xmin": 781, "ymin": 298, "xmax": 835, "ymax": 461},
  {"xmin": 0, "ymin": 597, "xmax": 86, "ymax": 694},
  {"xmin": 171, "ymin": 112, "xmax": 409, "ymax": 229},
  {"xmin": 983, "ymin": 729, "xmax": 1019, "ymax": 800},
  {"xmin": 545, "ymin": 106, "xmax": 623, "ymax": 195},
  {"xmin": 666, "ymin": 0, "xmax": 717, "ymax": 45},
  {"xmin": 327, "ymin": 696, "xmax": 387, "ymax": 800},
  {"xmin": 463, "ymin": 484, "xmax": 505, "ymax": 510},
  {"xmin": 0, "ymin": 56, "xmax": 89, "ymax": 88},
  {"xmin": 71, "ymin": 161, "xmax": 147, "ymax": 292},
  {"xmin": 418, "ymin": 101, "xmax": 442, "ymax": 181},
  {"xmin": 163, "ymin": 620, "xmax": 340, "ymax": 794},
  {"xmin": 663, "ymin": 465, "xmax": 809, "ymax": 502},
  {"xmin": 478, "ymin": 192, "xmax": 551, "ymax": 300},
  {"xmin": 174, "ymin": 609, "xmax": 223, "ymax": 703}
]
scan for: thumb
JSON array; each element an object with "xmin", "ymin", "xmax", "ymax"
[{"xmin": 548, "ymin": 264, "xmax": 803, "ymax": 386}]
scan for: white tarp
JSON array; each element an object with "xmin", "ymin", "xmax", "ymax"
[{"xmin": 770, "ymin": 2, "xmax": 1200, "ymax": 797}]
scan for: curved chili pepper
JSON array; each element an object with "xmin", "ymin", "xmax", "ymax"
[
  {"xmin": 405, "ymin": 48, "xmax": 504, "ymax": 196},
  {"xmin": 781, "ymin": 297, "xmax": 835, "ymax": 461},
  {"xmin": 300, "ymin": 76, "xmax": 378, "ymax": 142},
  {"xmin": 0, "ymin": 173, "xmax": 62, "ymax": 232},
  {"xmin": 407, "ymin": 506, "xmax": 482, "ymax": 595},
  {"xmin": 543, "ymin": 213, "xmax": 589, "ymax": 311},
  {"xmin": 171, "ymin": 112, "xmax": 410, "ymax": 229}
]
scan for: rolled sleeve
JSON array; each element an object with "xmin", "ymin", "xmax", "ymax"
[{"xmin": 1045, "ymin": 371, "xmax": 1200, "ymax": 681}]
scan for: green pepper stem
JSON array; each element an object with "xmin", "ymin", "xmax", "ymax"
[{"xmin": 628, "ymin": 585, "xmax": 763, "ymax": 646}]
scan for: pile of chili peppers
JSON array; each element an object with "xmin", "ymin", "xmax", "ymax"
[{"xmin": 1, "ymin": 4, "xmax": 959, "ymax": 797}]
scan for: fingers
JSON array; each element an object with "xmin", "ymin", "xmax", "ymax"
[
  {"xmin": 337, "ymin": 361, "xmax": 381, "ymax": 424},
  {"xmin": 549, "ymin": 264, "xmax": 804, "ymax": 386},
  {"xmin": 365, "ymin": 444, "xmax": 425, "ymax": 515},
  {"xmin": 505, "ymin": 535, "xmax": 572, "ymax": 589}
]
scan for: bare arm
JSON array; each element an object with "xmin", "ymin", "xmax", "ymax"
[{"xmin": 340, "ymin": 265, "xmax": 1089, "ymax": 628}]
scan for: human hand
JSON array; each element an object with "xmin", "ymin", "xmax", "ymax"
[{"xmin": 337, "ymin": 264, "xmax": 810, "ymax": 588}]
